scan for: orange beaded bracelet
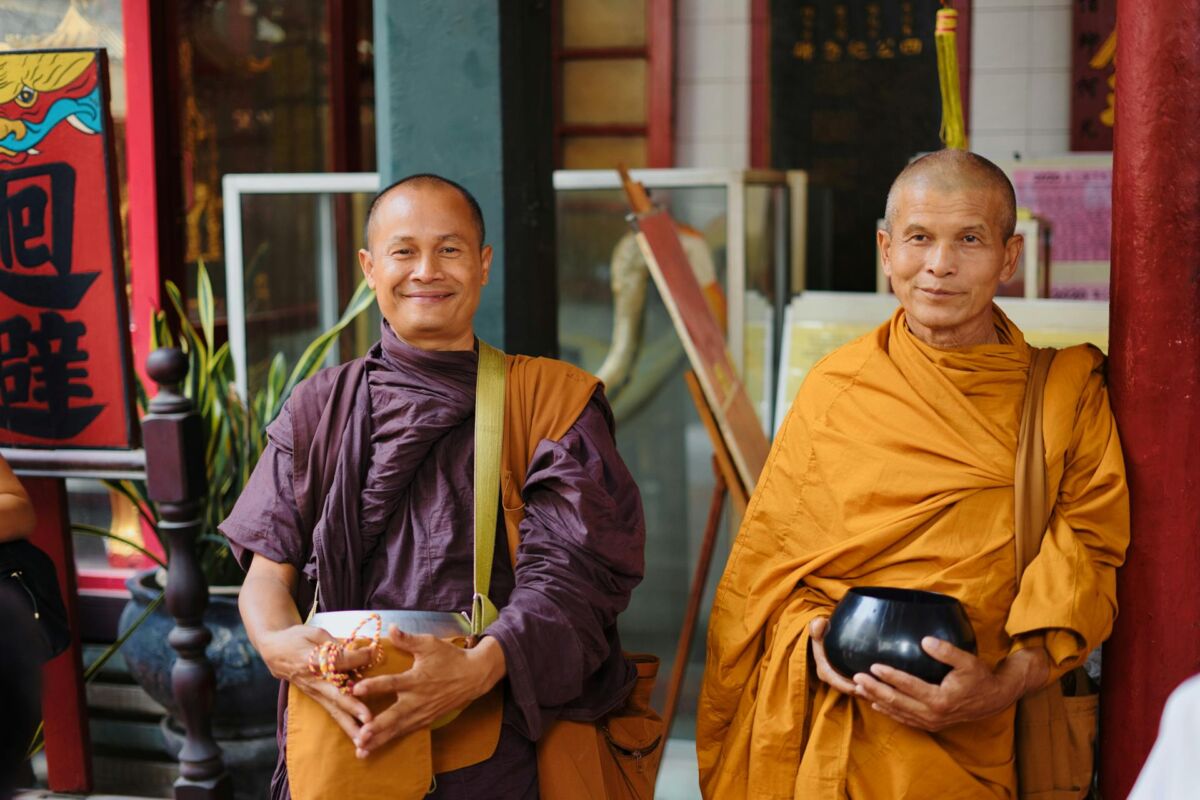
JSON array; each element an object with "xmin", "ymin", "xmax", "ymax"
[{"xmin": 307, "ymin": 612, "xmax": 386, "ymax": 694}]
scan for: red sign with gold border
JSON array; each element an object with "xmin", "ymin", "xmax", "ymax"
[
  {"xmin": 0, "ymin": 49, "xmax": 136, "ymax": 448},
  {"xmin": 1070, "ymin": 0, "xmax": 1116, "ymax": 151}
]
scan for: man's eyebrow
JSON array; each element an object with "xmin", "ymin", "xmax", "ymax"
[
  {"xmin": 953, "ymin": 224, "xmax": 990, "ymax": 236},
  {"xmin": 382, "ymin": 233, "xmax": 467, "ymax": 245},
  {"xmin": 901, "ymin": 223, "xmax": 931, "ymax": 235}
]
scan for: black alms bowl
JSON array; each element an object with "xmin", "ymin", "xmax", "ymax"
[{"xmin": 824, "ymin": 587, "xmax": 977, "ymax": 685}]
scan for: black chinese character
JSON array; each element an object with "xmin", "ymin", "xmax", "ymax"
[
  {"xmin": 0, "ymin": 163, "xmax": 98, "ymax": 310},
  {"xmin": 0, "ymin": 316, "xmax": 31, "ymax": 405},
  {"xmin": 0, "ymin": 311, "xmax": 103, "ymax": 440}
]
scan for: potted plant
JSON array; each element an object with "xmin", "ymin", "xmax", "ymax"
[{"xmin": 71, "ymin": 263, "xmax": 374, "ymax": 795}]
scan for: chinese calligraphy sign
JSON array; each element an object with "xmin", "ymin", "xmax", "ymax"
[
  {"xmin": 0, "ymin": 49, "xmax": 136, "ymax": 448},
  {"xmin": 1071, "ymin": 0, "xmax": 1116, "ymax": 151}
]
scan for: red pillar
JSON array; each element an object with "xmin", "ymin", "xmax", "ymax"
[
  {"xmin": 1102, "ymin": 2, "xmax": 1200, "ymax": 797},
  {"xmin": 26, "ymin": 478, "xmax": 92, "ymax": 792},
  {"xmin": 123, "ymin": 0, "xmax": 184, "ymax": 384}
]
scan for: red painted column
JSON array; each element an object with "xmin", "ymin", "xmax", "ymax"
[
  {"xmin": 26, "ymin": 478, "xmax": 92, "ymax": 792},
  {"xmin": 1102, "ymin": 1, "xmax": 1200, "ymax": 797},
  {"xmin": 123, "ymin": 0, "xmax": 184, "ymax": 387}
]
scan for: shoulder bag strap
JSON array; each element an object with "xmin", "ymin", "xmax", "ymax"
[
  {"xmin": 470, "ymin": 340, "xmax": 506, "ymax": 637},
  {"xmin": 1014, "ymin": 346, "xmax": 1056, "ymax": 578}
]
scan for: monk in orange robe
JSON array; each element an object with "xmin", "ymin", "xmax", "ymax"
[{"xmin": 697, "ymin": 150, "xmax": 1129, "ymax": 799}]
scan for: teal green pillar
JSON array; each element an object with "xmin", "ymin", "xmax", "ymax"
[{"xmin": 373, "ymin": 0, "xmax": 558, "ymax": 355}]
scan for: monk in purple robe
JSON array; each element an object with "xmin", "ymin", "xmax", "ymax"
[{"xmin": 220, "ymin": 174, "xmax": 646, "ymax": 799}]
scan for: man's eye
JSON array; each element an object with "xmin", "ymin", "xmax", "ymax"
[
  {"xmin": 441, "ymin": 247, "xmax": 460, "ymax": 255},
  {"xmin": 910, "ymin": 234, "xmax": 928, "ymax": 243},
  {"xmin": 963, "ymin": 235, "xmax": 979, "ymax": 243},
  {"xmin": 392, "ymin": 249, "xmax": 412, "ymax": 257}
]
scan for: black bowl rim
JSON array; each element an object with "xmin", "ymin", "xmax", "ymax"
[{"xmin": 844, "ymin": 586, "xmax": 962, "ymax": 606}]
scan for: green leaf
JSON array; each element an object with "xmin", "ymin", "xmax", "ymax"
[
  {"xmin": 197, "ymin": 261, "xmax": 215, "ymax": 352},
  {"xmin": 264, "ymin": 352, "xmax": 286, "ymax": 419},
  {"xmin": 84, "ymin": 591, "xmax": 164, "ymax": 683},
  {"xmin": 104, "ymin": 479, "xmax": 159, "ymax": 530},
  {"xmin": 279, "ymin": 279, "xmax": 375, "ymax": 410},
  {"xmin": 150, "ymin": 307, "xmax": 173, "ymax": 352},
  {"xmin": 71, "ymin": 524, "xmax": 167, "ymax": 569}
]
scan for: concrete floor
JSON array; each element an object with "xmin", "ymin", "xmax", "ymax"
[
  {"xmin": 18, "ymin": 740, "xmax": 703, "ymax": 800},
  {"xmin": 17, "ymin": 794, "xmax": 160, "ymax": 800},
  {"xmin": 655, "ymin": 737, "xmax": 702, "ymax": 800}
]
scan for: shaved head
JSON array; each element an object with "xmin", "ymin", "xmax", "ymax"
[
  {"xmin": 365, "ymin": 173, "xmax": 486, "ymax": 249},
  {"xmin": 884, "ymin": 150, "xmax": 1016, "ymax": 238}
]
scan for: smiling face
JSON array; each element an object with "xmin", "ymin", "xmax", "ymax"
[
  {"xmin": 357, "ymin": 182, "xmax": 492, "ymax": 351},
  {"xmin": 878, "ymin": 179, "xmax": 1023, "ymax": 348}
]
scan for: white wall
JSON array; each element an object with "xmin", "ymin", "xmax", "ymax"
[
  {"xmin": 674, "ymin": 0, "xmax": 751, "ymax": 168},
  {"xmin": 969, "ymin": 0, "xmax": 1075, "ymax": 162}
]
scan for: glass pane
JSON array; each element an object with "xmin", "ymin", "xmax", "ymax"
[
  {"xmin": 556, "ymin": 185, "xmax": 729, "ymax": 741},
  {"xmin": 237, "ymin": 191, "xmax": 379, "ymax": 399},
  {"xmin": 562, "ymin": 59, "xmax": 647, "ymax": 125},
  {"xmin": 562, "ymin": 0, "xmax": 646, "ymax": 48},
  {"xmin": 562, "ymin": 136, "xmax": 647, "ymax": 169},
  {"xmin": 743, "ymin": 184, "xmax": 785, "ymax": 430}
]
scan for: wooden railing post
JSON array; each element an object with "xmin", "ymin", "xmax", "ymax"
[{"xmin": 142, "ymin": 348, "xmax": 232, "ymax": 800}]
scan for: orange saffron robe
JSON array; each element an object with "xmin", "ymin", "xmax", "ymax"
[{"xmin": 697, "ymin": 307, "xmax": 1129, "ymax": 799}]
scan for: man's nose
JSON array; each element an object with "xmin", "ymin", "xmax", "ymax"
[
  {"xmin": 412, "ymin": 253, "xmax": 440, "ymax": 280},
  {"xmin": 926, "ymin": 243, "xmax": 955, "ymax": 276}
]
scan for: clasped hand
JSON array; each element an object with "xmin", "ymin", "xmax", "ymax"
[
  {"xmin": 350, "ymin": 627, "xmax": 505, "ymax": 759},
  {"xmin": 264, "ymin": 624, "xmax": 505, "ymax": 759},
  {"xmin": 808, "ymin": 616, "xmax": 1048, "ymax": 732}
]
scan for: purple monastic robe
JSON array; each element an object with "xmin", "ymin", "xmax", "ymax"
[{"xmin": 220, "ymin": 324, "xmax": 646, "ymax": 799}]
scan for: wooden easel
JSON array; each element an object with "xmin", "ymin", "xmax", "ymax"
[
  {"xmin": 660, "ymin": 370, "xmax": 750, "ymax": 738},
  {"xmin": 616, "ymin": 166, "xmax": 766, "ymax": 738}
]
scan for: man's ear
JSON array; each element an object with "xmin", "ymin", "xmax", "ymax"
[
  {"xmin": 1000, "ymin": 233, "xmax": 1024, "ymax": 283},
  {"xmin": 877, "ymin": 229, "xmax": 893, "ymax": 277},
  {"xmin": 358, "ymin": 248, "xmax": 376, "ymax": 289},
  {"xmin": 480, "ymin": 245, "xmax": 494, "ymax": 286}
]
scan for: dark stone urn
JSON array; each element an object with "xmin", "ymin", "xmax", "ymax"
[{"xmin": 119, "ymin": 569, "xmax": 278, "ymax": 798}]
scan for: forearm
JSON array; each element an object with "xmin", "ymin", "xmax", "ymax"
[
  {"xmin": 998, "ymin": 644, "xmax": 1051, "ymax": 701},
  {"xmin": 0, "ymin": 459, "xmax": 35, "ymax": 541},
  {"xmin": 469, "ymin": 636, "xmax": 507, "ymax": 697},
  {"xmin": 240, "ymin": 572, "xmax": 302, "ymax": 641},
  {"xmin": 238, "ymin": 555, "xmax": 310, "ymax": 681},
  {"xmin": 0, "ymin": 493, "xmax": 34, "ymax": 542}
]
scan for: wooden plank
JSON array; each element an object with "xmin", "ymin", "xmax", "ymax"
[
  {"xmin": 683, "ymin": 371, "xmax": 748, "ymax": 516},
  {"xmin": 749, "ymin": 0, "xmax": 770, "ymax": 167},
  {"xmin": 627, "ymin": 210, "xmax": 770, "ymax": 489},
  {"xmin": 26, "ymin": 477, "xmax": 93, "ymax": 793},
  {"xmin": 647, "ymin": 0, "xmax": 675, "ymax": 167}
]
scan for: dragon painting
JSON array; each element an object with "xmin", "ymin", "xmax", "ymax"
[{"xmin": 0, "ymin": 50, "xmax": 101, "ymax": 165}]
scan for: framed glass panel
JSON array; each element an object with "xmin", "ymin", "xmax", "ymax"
[
  {"xmin": 562, "ymin": 136, "xmax": 647, "ymax": 169},
  {"xmin": 562, "ymin": 59, "xmax": 647, "ymax": 125},
  {"xmin": 562, "ymin": 0, "xmax": 647, "ymax": 48}
]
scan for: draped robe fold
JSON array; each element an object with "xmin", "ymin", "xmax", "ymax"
[
  {"xmin": 697, "ymin": 307, "xmax": 1129, "ymax": 799},
  {"xmin": 220, "ymin": 324, "xmax": 646, "ymax": 799}
]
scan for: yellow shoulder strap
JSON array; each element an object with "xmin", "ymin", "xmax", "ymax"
[
  {"xmin": 1014, "ymin": 346, "xmax": 1056, "ymax": 578},
  {"xmin": 470, "ymin": 340, "xmax": 505, "ymax": 637}
]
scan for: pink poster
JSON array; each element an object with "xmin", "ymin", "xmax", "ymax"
[{"xmin": 1012, "ymin": 167, "xmax": 1111, "ymax": 299}]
